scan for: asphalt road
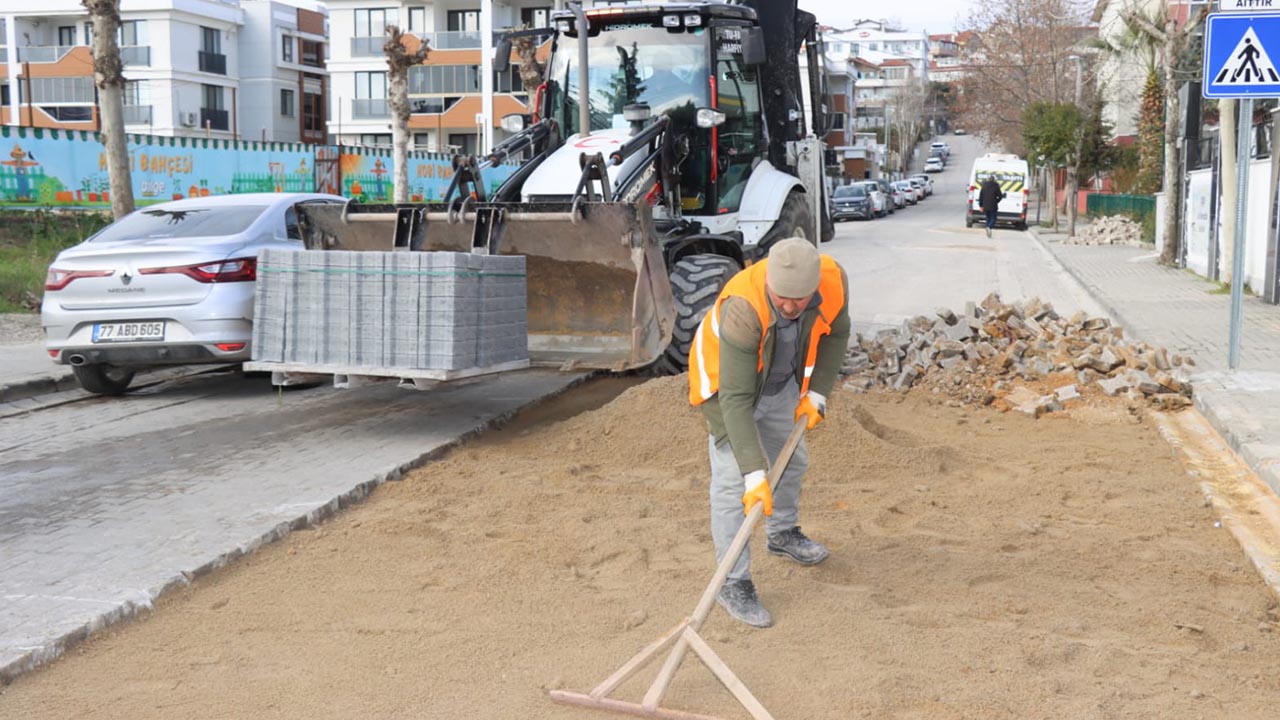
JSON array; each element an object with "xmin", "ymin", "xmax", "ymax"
[{"xmin": 822, "ymin": 134, "xmax": 1108, "ymax": 333}]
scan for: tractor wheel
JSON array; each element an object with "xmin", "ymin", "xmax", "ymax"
[
  {"xmin": 757, "ymin": 192, "xmax": 815, "ymax": 255},
  {"xmin": 653, "ymin": 253, "xmax": 741, "ymax": 375}
]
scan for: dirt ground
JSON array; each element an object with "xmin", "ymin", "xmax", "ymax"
[{"xmin": 4, "ymin": 375, "xmax": 1280, "ymax": 719}]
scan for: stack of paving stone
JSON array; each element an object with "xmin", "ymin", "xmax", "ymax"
[
  {"xmin": 1065, "ymin": 215, "xmax": 1145, "ymax": 246},
  {"xmin": 253, "ymin": 249, "xmax": 527, "ymax": 371},
  {"xmin": 840, "ymin": 292, "xmax": 1195, "ymax": 416}
]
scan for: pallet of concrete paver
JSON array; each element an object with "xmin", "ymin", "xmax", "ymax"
[{"xmin": 249, "ymin": 248, "xmax": 529, "ymax": 385}]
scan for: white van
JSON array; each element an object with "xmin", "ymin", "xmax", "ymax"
[{"xmin": 966, "ymin": 153, "xmax": 1030, "ymax": 230}]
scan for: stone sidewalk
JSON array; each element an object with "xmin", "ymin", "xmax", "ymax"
[{"xmin": 1032, "ymin": 228, "xmax": 1280, "ymax": 495}]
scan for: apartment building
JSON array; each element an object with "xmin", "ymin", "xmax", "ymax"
[
  {"xmin": 324, "ymin": 0, "xmax": 552, "ymax": 152},
  {"xmin": 0, "ymin": 0, "xmax": 326, "ymax": 142}
]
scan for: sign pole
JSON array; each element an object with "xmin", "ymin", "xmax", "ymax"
[{"xmin": 1230, "ymin": 97, "xmax": 1252, "ymax": 369}]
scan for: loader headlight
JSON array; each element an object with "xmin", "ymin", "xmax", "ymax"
[
  {"xmin": 501, "ymin": 113, "xmax": 528, "ymax": 133},
  {"xmin": 662, "ymin": 15, "xmax": 681, "ymax": 27},
  {"xmin": 695, "ymin": 108, "xmax": 726, "ymax": 129},
  {"xmin": 683, "ymin": 15, "xmax": 702, "ymax": 27},
  {"xmin": 556, "ymin": 20, "xmax": 572, "ymax": 33}
]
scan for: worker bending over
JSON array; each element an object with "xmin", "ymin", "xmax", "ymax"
[{"xmin": 688, "ymin": 237, "xmax": 851, "ymax": 627}]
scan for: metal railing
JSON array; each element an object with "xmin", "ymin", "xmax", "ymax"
[
  {"xmin": 17, "ymin": 45, "xmax": 76, "ymax": 63},
  {"xmin": 418, "ymin": 31, "xmax": 483, "ymax": 50},
  {"xmin": 120, "ymin": 46, "xmax": 151, "ymax": 67},
  {"xmin": 352, "ymin": 98, "xmax": 389, "ymax": 119},
  {"xmin": 199, "ymin": 51, "xmax": 226, "ymax": 75},
  {"xmin": 123, "ymin": 105, "xmax": 152, "ymax": 125},
  {"xmin": 351, "ymin": 36, "xmax": 383, "ymax": 57},
  {"xmin": 200, "ymin": 107, "xmax": 229, "ymax": 130}
]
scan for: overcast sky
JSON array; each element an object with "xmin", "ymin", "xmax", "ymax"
[{"xmin": 797, "ymin": 0, "xmax": 981, "ymax": 35}]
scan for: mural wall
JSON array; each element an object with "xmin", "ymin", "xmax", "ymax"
[{"xmin": 0, "ymin": 126, "xmax": 516, "ymax": 207}]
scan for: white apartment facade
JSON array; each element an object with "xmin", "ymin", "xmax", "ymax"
[
  {"xmin": 324, "ymin": 0, "xmax": 553, "ymax": 151},
  {"xmin": 238, "ymin": 0, "xmax": 328, "ymax": 143},
  {"xmin": 0, "ymin": 0, "xmax": 327, "ymax": 142}
]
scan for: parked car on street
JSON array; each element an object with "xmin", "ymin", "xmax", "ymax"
[
  {"xmin": 892, "ymin": 180, "xmax": 918, "ymax": 205},
  {"xmin": 909, "ymin": 174, "xmax": 934, "ymax": 196},
  {"xmin": 954, "ymin": 127, "xmax": 967, "ymax": 135},
  {"xmin": 853, "ymin": 180, "xmax": 890, "ymax": 216},
  {"xmin": 830, "ymin": 184, "xmax": 874, "ymax": 221},
  {"xmin": 907, "ymin": 178, "xmax": 928, "ymax": 200},
  {"xmin": 930, "ymin": 141, "xmax": 950, "ymax": 160},
  {"xmin": 42, "ymin": 192, "xmax": 348, "ymax": 395},
  {"xmin": 885, "ymin": 182, "xmax": 907, "ymax": 209},
  {"xmin": 925, "ymin": 157, "xmax": 945, "ymax": 173}
]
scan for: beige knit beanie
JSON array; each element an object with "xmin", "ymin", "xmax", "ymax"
[{"xmin": 765, "ymin": 237, "xmax": 821, "ymax": 299}]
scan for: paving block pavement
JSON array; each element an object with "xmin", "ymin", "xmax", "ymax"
[
  {"xmin": 0, "ymin": 343, "xmax": 77, "ymax": 403},
  {"xmin": 0, "ymin": 368, "xmax": 590, "ymax": 682},
  {"xmin": 1032, "ymin": 227, "xmax": 1280, "ymax": 496}
]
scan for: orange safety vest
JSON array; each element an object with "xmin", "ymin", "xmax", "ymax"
[{"xmin": 688, "ymin": 255, "xmax": 845, "ymax": 406}]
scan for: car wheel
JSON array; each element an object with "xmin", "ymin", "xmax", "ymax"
[{"xmin": 72, "ymin": 364, "xmax": 136, "ymax": 396}]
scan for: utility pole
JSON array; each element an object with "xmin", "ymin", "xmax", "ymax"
[{"xmin": 1066, "ymin": 54, "xmax": 1084, "ymax": 237}]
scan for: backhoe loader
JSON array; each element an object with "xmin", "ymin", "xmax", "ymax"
[{"xmin": 280, "ymin": 0, "xmax": 834, "ymax": 376}]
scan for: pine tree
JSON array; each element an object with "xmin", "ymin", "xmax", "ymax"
[{"xmin": 1135, "ymin": 68, "xmax": 1164, "ymax": 195}]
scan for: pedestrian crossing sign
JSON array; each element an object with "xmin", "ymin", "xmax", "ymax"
[{"xmin": 1205, "ymin": 13, "xmax": 1280, "ymax": 97}]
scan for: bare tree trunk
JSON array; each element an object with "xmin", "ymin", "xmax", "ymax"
[
  {"xmin": 83, "ymin": 0, "xmax": 133, "ymax": 219},
  {"xmin": 384, "ymin": 27, "xmax": 429, "ymax": 204},
  {"xmin": 514, "ymin": 33, "xmax": 544, "ymax": 96},
  {"xmin": 1049, "ymin": 166, "xmax": 1058, "ymax": 230},
  {"xmin": 1066, "ymin": 156, "xmax": 1078, "ymax": 237},
  {"xmin": 1159, "ymin": 20, "xmax": 1183, "ymax": 266}
]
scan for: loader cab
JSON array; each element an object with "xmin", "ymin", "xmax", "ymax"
[{"xmin": 543, "ymin": 5, "xmax": 765, "ymax": 219}]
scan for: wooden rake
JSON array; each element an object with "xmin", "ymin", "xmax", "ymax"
[{"xmin": 550, "ymin": 420, "xmax": 806, "ymax": 720}]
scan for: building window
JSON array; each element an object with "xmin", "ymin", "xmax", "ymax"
[
  {"xmin": 447, "ymin": 133, "xmax": 477, "ymax": 155},
  {"xmin": 281, "ymin": 88, "xmax": 295, "ymax": 116},
  {"xmin": 447, "ymin": 9, "xmax": 480, "ymax": 32},
  {"xmin": 203, "ymin": 84, "xmax": 224, "ymax": 110},
  {"xmin": 58, "ymin": 26, "xmax": 76, "ymax": 46},
  {"xmin": 354, "ymin": 71, "xmax": 387, "ymax": 99},
  {"xmin": 520, "ymin": 7, "xmax": 551, "ymax": 28},
  {"xmin": 413, "ymin": 132, "xmax": 432, "ymax": 148},
  {"xmin": 84, "ymin": 22, "xmax": 93, "ymax": 44},
  {"xmin": 30, "ymin": 77, "xmax": 95, "ymax": 103},
  {"xmin": 303, "ymin": 92, "xmax": 324, "ymax": 132},
  {"xmin": 119, "ymin": 20, "xmax": 146, "ymax": 46},
  {"xmin": 201, "ymin": 27, "xmax": 221, "ymax": 54},
  {"xmin": 408, "ymin": 7, "xmax": 427, "ymax": 32},
  {"xmin": 282, "ymin": 35, "xmax": 294, "ymax": 62},
  {"xmin": 1, "ymin": 84, "xmax": 9, "ymax": 106},
  {"xmin": 123, "ymin": 80, "xmax": 148, "ymax": 106},
  {"xmin": 357, "ymin": 133, "xmax": 392, "ymax": 147},
  {"xmin": 354, "ymin": 8, "xmax": 398, "ymax": 36}
]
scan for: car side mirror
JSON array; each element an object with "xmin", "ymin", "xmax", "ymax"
[
  {"xmin": 743, "ymin": 28, "xmax": 766, "ymax": 65},
  {"xmin": 494, "ymin": 37, "xmax": 512, "ymax": 73}
]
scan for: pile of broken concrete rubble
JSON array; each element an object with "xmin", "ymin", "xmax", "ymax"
[
  {"xmin": 1065, "ymin": 215, "xmax": 1146, "ymax": 246},
  {"xmin": 841, "ymin": 293, "xmax": 1195, "ymax": 417}
]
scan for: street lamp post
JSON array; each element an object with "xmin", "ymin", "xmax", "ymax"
[{"xmin": 1065, "ymin": 54, "xmax": 1085, "ymax": 237}]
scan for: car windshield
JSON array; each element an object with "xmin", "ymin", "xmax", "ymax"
[
  {"xmin": 90, "ymin": 205, "xmax": 269, "ymax": 242},
  {"xmin": 856, "ymin": 183, "xmax": 877, "ymax": 192},
  {"xmin": 834, "ymin": 186, "xmax": 865, "ymax": 198},
  {"xmin": 548, "ymin": 26, "xmax": 710, "ymax": 134}
]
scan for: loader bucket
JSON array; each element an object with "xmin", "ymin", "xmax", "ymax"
[{"xmin": 293, "ymin": 200, "xmax": 674, "ymax": 371}]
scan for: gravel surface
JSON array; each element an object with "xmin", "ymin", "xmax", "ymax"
[{"xmin": 0, "ymin": 313, "xmax": 43, "ymax": 346}]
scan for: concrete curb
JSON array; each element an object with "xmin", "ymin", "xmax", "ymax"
[
  {"xmin": 0, "ymin": 370, "xmax": 595, "ymax": 684},
  {"xmin": 0, "ymin": 371, "xmax": 77, "ymax": 404},
  {"xmin": 1029, "ymin": 226, "xmax": 1280, "ymax": 498}
]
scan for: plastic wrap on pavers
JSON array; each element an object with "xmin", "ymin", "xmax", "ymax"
[{"xmin": 254, "ymin": 249, "xmax": 528, "ymax": 370}]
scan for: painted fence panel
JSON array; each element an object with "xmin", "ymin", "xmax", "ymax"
[{"xmin": 0, "ymin": 126, "xmax": 515, "ymax": 207}]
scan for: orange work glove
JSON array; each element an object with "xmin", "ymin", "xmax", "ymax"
[
  {"xmin": 794, "ymin": 390, "xmax": 827, "ymax": 430},
  {"xmin": 741, "ymin": 470, "xmax": 772, "ymax": 516}
]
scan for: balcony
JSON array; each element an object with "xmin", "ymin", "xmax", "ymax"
[
  {"xmin": 351, "ymin": 36, "xmax": 383, "ymax": 57},
  {"xmin": 199, "ymin": 51, "xmax": 226, "ymax": 75},
  {"xmin": 120, "ymin": 46, "xmax": 151, "ymax": 67},
  {"xmin": 123, "ymin": 105, "xmax": 152, "ymax": 125},
  {"xmin": 18, "ymin": 45, "xmax": 76, "ymax": 63},
  {"xmin": 200, "ymin": 107, "xmax": 229, "ymax": 131},
  {"xmin": 351, "ymin": 98, "xmax": 389, "ymax": 119},
  {"xmin": 418, "ymin": 31, "xmax": 483, "ymax": 50}
]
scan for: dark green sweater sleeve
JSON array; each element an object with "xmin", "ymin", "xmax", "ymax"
[
  {"xmin": 717, "ymin": 298, "xmax": 768, "ymax": 476},
  {"xmin": 809, "ymin": 267, "xmax": 851, "ymax": 398}
]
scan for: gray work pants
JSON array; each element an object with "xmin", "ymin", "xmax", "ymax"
[{"xmin": 708, "ymin": 382, "xmax": 809, "ymax": 581}]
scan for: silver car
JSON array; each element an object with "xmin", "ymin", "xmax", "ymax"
[{"xmin": 42, "ymin": 193, "xmax": 346, "ymax": 395}]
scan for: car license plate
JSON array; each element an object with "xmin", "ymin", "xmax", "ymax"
[{"xmin": 92, "ymin": 321, "xmax": 165, "ymax": 343}]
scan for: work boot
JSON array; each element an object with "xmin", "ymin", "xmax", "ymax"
[
  {"xmin": 716, "ymin": 578, "xmax": 772, "ymax": 628},
  {"xmin": 767, "ymin": 526, "xmax": 830, "ymax": 565},
  {"xmin": 986, "ymin": 226, "xmax": 992, "ymax": 238}
]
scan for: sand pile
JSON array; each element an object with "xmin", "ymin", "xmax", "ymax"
[{"xmin": 5, "ymin": 376, "xmax": 1280, "ymax": 718}]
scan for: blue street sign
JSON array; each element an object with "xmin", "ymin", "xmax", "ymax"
[{"xmin": 1204, "ymin": 12, "xmax": 1280, "ymax": 98}]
